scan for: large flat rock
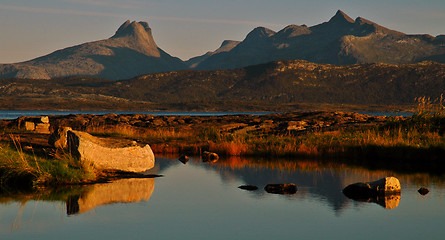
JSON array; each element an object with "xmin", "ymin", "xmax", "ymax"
[{"xmin": 66, "ymin": 129, "xmax": 155, "ymax": 172}]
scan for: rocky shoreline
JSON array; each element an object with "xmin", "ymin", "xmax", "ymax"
[
  {"xmin": 0, "ymin": 111, "xmax": 390, "ymax": 147},
  {"xmin": 1, "ymin": 111, "xmax": 444, "ymax": 175}
]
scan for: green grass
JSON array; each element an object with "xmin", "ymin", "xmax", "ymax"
[{"xmin": 0, "ymin": 136, "xmax": 96, "ymax": 189}]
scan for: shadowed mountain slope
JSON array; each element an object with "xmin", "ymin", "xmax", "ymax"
[
  {"xmin": 185, "ymin": 40, "xmax": 241, "ymax": 68},
  {"xmin": 0, "ymin": 21, "xmax": 186, "ymax": 80},
  {"xmin": 195, "ymin": 10, "xmax": 445, "ymax": 70}
]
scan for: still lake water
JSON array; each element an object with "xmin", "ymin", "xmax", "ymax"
[
  {"xmin": 0, "ymin": 110, "xmax": 269, "ymax": 120},
  {"xmin": 0, "ymin": 156, "xmax": 444, "ymax": 239},
  {"xmin": 0, "ymin": 110, "xmax": 412, "ymax": 120}
]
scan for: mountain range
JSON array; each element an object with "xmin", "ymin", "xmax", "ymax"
[{"xmin": 0, "ymin": 10, "xmax": 444, "ymax": 80}]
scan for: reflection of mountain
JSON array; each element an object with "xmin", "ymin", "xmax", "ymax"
[{"xmin": 67, "ymin": 178, "xmax": 155, "ymax": 215}]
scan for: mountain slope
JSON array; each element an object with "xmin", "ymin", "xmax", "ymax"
[
  {"xmin": 195, "ymin": 10, "xmax": 445, "ymax": 70},
  {"xmin": 185, "ymin": 40, "xmax": 240, "ymax": 68},
  {"xmin": 0, "ymin": 21, "xmax": 186, "ymax": 80},
  {"xmin": 3, "ymin": 59, "xmax": 443, "ymax": 111}
]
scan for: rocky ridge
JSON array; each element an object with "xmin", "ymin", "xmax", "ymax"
[{"xmin": 195, "ymin": 10, "xmax": 445, "ymax": 70}]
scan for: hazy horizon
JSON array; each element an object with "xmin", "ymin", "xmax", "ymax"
[{"xmin": 1, "ymin": 0, "xmax": 444, "ymax": 64}]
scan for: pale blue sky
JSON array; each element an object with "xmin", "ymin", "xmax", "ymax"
[{"xmin": 0, "ymin": 0, "xmax": 444, "ymax": 63}]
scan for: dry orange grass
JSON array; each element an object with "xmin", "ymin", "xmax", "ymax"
[{"xmin": 209, "ymin": 141, "xmax": 249, "ymax": 156}]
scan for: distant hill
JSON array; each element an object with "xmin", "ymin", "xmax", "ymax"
[
  {"xmin": 195, "ymin": 10, "xmax": 445, "ymax": 70},
  {"xmin": 1, "ymin": 60, "xmax": 444, "ymax": 111},
  {"xmin": 0, "ymin": 21, "xmax": 186, "ymax": 80}
]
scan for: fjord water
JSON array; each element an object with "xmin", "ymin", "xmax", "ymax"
[{"xmin": 1, "ymin": 156, "xmax": 444, "ymax": 239}]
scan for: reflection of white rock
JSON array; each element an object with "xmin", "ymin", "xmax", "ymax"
[
  {"xmin": 70, "ymin": 178, "xmax": 155, "ymax": 215},
  {"xmin": 378, "ymin": 194, "xmax": 401, "ymax": 209}
]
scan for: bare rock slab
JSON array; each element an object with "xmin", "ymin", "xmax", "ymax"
[{"xmin": 66, "ymin": 129, "xmax": 155, "ymax": 172}]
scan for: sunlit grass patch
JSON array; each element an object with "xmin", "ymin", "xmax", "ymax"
[{"xmin": 0, "ymin": 135, "xmax": 96, "ymax": 188}]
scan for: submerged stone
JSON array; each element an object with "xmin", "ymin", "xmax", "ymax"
[
  {"xmin": 202, "ymin": 151, "xmax": 219, "ymax": 163},
  {"xmin": 238, "ymin": 185, "xmax": 258, "ymax": 191},
  {"xmin": 418, "ymin": 187, "xmax": 429, "ymax": 195},
  {"xmin": 178, "ymin": 155, "xmax": 189, "ymax": 164},
  {"xmin": 265, "ymin": 183, "xmax": 297, "ymax": 194}
]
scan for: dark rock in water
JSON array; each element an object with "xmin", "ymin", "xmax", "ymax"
[
  {"xmin": 202, "ymin": 151, "xmax": 219, "ymax": 163},
  {"xmin": 418, "ymin": 187, "xmax": 429, "ymax": 195},
  {"xmin": 264, "ymin": 183, "xmax": 297, "ymax": 194},
  {"xmin": 178, "ymin": 155, "xmax": 189, "ymax": 164},
  {"xmin": 343, "ymin": 177, "xmax": 401, "ymax": 198},
  {"xmin": 343, "ymin": 182, "xmax": 374, "ymax": 199},
  {"xmin": 343, "ymin": 177, "xmax": 401, "ymax": 209},
  {"xmin": 238, "ymin": 185, "xmax": 258, "ymax": 191}
]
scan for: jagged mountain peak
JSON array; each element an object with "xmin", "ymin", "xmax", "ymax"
[
  {"xmin": 112, "ymin": 20, "xmax": 153, "ymax": 39},
  {"xmin": 329, "ymin": 10, "xmax": 355, "ymax": 24},
  {"xmin": 244, "ymin": 27, "xmax": 276, "ymax": 42}
]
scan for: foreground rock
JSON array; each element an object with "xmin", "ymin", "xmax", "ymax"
[
  {"xmin": 343, "ymin": 177, "xmax": 401, "ymax": 209},
  {"xmin": 264, "ymin": 184, "xmax": 297, "ymax": 194},
  {"xmin": 51, "ymin": 127, "xmax": 155, "ymax": 172}
]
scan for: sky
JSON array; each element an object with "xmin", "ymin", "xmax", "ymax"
[{"xmin": 1, "ymin": 0, "xmax": 444, "ymax": 63}]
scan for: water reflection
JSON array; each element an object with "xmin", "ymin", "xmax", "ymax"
[
  {"xmin": 0, "ymin": 177, "xmax": 155, "ymax": 217},
  {"xmin": 67, "ymin": 178, "xmax": 155, "ymax": 215},
  {"xmin": 1, "ymin": 156, "xmax": 445, "ymax": 239},
  {"xmin": 180, "ymin": 156, "xmax": 445, "ymax": 213},
  {"xmin": 2, "ymin": 155, "xmax": 443, "ymax": 217},
  {"xmin": 342, "ymin": 190, "xmax": 401, "ymax": 209}
]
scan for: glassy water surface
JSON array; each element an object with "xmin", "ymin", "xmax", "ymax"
[
  {"xmin": 0, "ymin": 110, "xmax": 269, "ymax": 120},
  {"xmin": 0, "ymin": 156, "xmax": 444, "ymax": 239}
]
